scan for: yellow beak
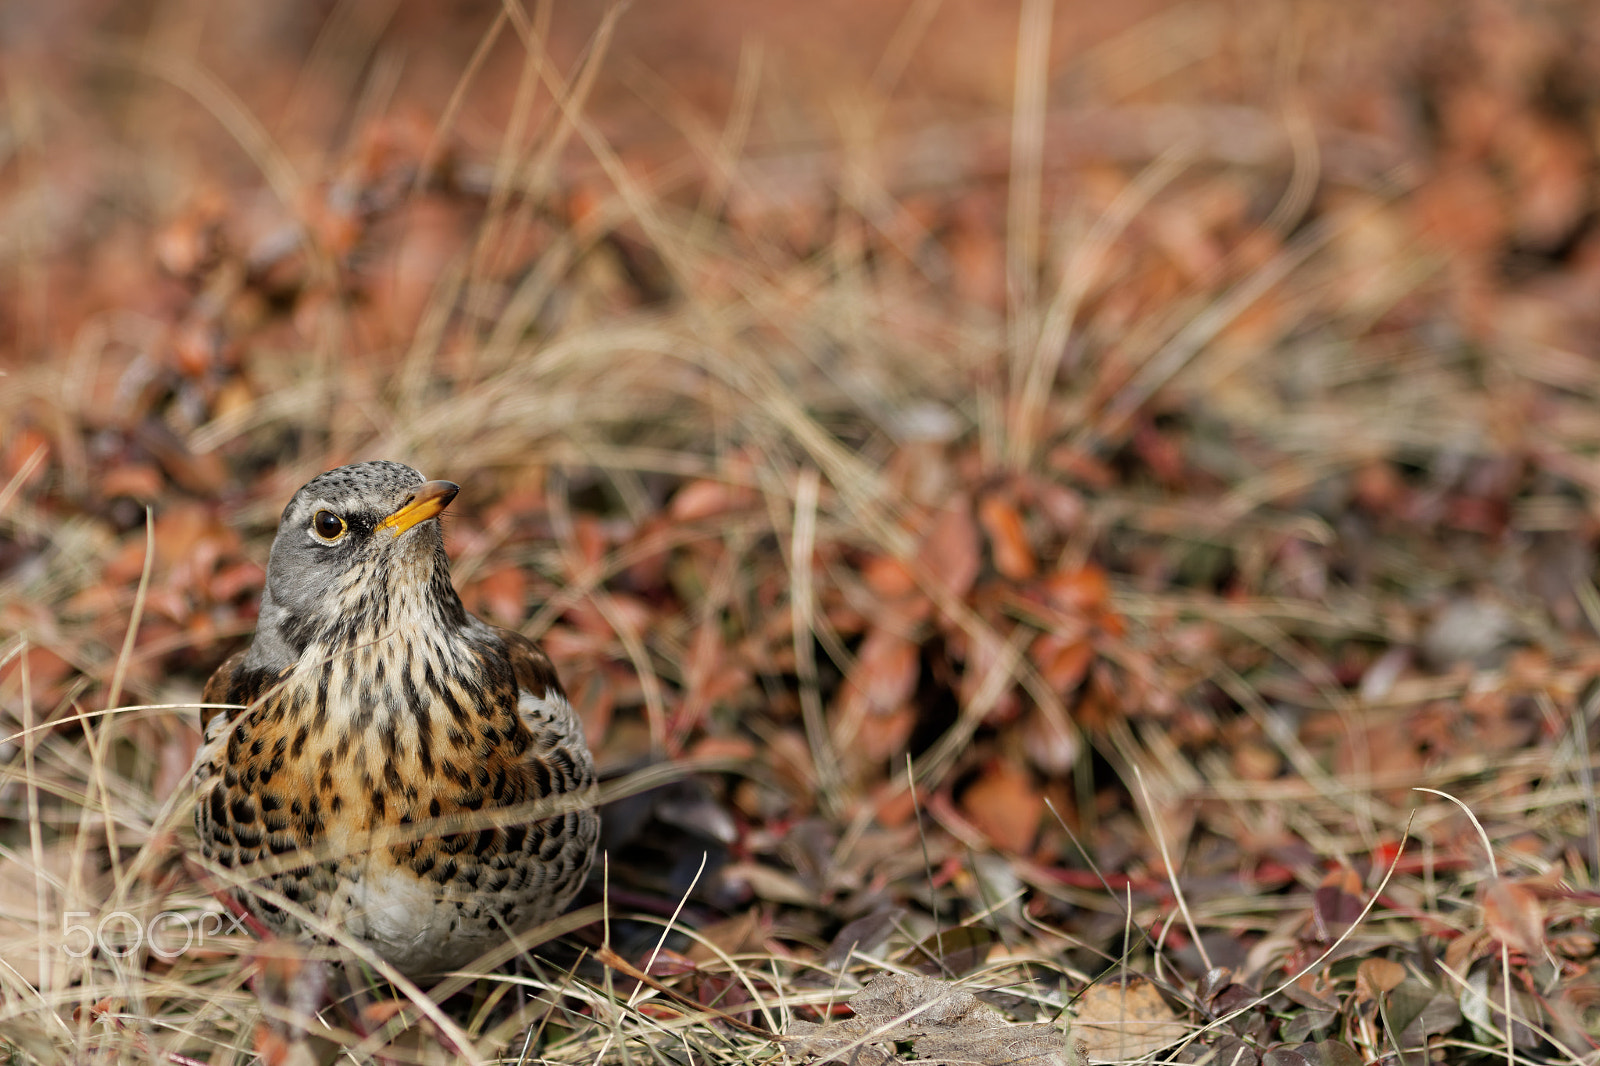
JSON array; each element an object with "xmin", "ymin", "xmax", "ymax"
[{"xmin": 382, "ymin": 480, "xmax": 460, "ymax": 536}]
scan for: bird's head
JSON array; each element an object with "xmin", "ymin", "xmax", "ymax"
[{"xmin": 247, "ymin": 460, "xmax": 466, "ymax": 666}]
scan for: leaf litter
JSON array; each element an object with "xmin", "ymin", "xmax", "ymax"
[{"xmin": 4, "ymin": 0, "xmax": 1600, "ymax": 1064}]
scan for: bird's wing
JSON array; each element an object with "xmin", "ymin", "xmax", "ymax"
[
  {"xmin": 495, "ymin": 626, "xmax": 567, "ymax": 702},
  {"xmin": 493, "ymin": 626, "xmax": 598, "ymax": 800},
  {"xmin": 199, "ymin": 649, "xmax": 251, "ymax": 735},
  {"xmin": 198, "ymin": 649, "xmax": 285, "ymax": 739}
]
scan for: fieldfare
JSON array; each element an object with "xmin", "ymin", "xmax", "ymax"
[{"xmin": 192, "ymin": 460, "xmax": 599, "ymax": 976}]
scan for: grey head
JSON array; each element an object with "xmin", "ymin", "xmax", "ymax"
[{"xmin": 243, "ymin": 460, "xmax": 466, "ymax": 672}]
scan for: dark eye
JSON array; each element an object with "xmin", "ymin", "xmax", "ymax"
[{"xmin": 312, "ymin": 509, "xmax": 347, "ymax": 541}]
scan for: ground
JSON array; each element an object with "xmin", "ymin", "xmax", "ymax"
[{"xmin": 3, "ymin": 1, "xmax": 1600, "ymax": 1063}]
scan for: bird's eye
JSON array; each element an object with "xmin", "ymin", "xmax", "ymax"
[{"xmin": 312, "ymin": 509, "xmax": 347, "ymax": 541}]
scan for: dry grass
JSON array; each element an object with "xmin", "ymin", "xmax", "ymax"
[{"xmin": 5, "ymin": 0, "xmax": 1600, "ymax": 1063}]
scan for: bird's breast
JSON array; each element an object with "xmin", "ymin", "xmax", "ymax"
[{"xmin": 206, "ymin": 622, "xmax": 538, "ymax": 860}]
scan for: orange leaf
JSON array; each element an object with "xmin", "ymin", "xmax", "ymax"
[
  {"xmin": 359, "ymin": 1000, "xmax": 409, "ymax": 1027},
  {"xmin": 152, "ymin": 503, "xmax": 220, "ymax": 570},
  {"xmin": 960, "ymin": 759, "xmax": 1042, "ymax": 854},
  {"xmin": 671, "ymin": 478, "xmax": 741, "ymax": 521},
  {"xmin": 862, "ymin": 554, "xmax": 918, "ymax": 600},
  {"xmin": 210, "ymin": 560, "xmax": 265, "ymax": 602},
  {"xmin": 1045, "ymin": 565, "xmax": 1111, "ymax": 616},
  {"xmin": 874, "ymin": 782, "xmax": 920, "ymax": 828},
  {"xmin": 1029, "ymin": 633, "xmax": 1093, "ymax": 694},
  {"xmin": 977, "ymin": 494, "xmax": 1036, "ymax": 579}
]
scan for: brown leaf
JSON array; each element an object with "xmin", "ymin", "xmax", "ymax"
[
  {"xmin": 1044, "ymin": 566, "xmax": 1112, "ymax": 617},
  {"xmin": 840, "ymin": 627, "xmax": 920, "ymax": 720},
  {"xmin": 685, "ymin": 910, "xmax": 767, "ymax": 964},
  {"xmin": 1480, "ymin": 877, "xmax": 1545, "ymax": 955},
  {"xmin": 1311, "ymin": 867, "xmax": 1365, "ymax": 942},
  {"xmin": 570, "ymin": 515, "xmax": 608, "ymax": 572},
  {"xmin": 1354, "ymin": 958, "xmax": 1406, "ymax": 1004},
  {"xmin": 209, "ymin": 560, "xmax": 264, "ymax": 603},
  {"xmin": 1508, "ymin": 115, "xmax": 1588, "ymax": 247},
  {"xmin": 1029, "ymin": 633, "xmax": 1093, "ymax": 694},
  {"xmin": 100, "ymin": 463, "xmax": 164, "ymax": 501},
  {"xmin": 960, "ymin": 759, "xmax": 1042, "ymax": 854},
  {"xmin": 978, "ymin": 494, "xmax": 1036, "ymax": 580},
  {"xmin": 671, "ymin": 478, "xmax": 746, "ymax": 521},
  {"xmin": 857, "ymin": 706, "xmax": 916, "ymax": 762},
  {"xmin": 862, "ymin": 554, "xmax": 918, "ymax": 600},
  {"xmin": 1072, "ymin": 978, "xmax": 1186, "ymax": 1062},
  {"xmin": 1410, "ymin": 165, "xmax": 1506, "ymax": 260},
  {"xmin": 899, "ymin": 924, "xmax": 998, "ymax": 977},
  {"xmin": 824, "ymin": 908, "xmax": 906, "ymax": 970},
  {"xmin": 945, "ymin": 195, "xmax": 1007, "ymax": 311},
  {"xmin": 783, "ymin": 972, "xmax": 1069, "ymax": 1066},
  {"xmin": 131, "ymin": 419, "xmax": 226, "ymax": 493},
  {"xmin": 917, "ymin": 500, "xmax": 980, "ymax": 599},
  {"xmin": 1230, "ymin": 739, "xmax": 1282, "ymax": 782}
]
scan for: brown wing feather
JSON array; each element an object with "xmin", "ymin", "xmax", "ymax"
[
  {"xmin": 494, "ymin": 627, "xmax": 567, "ymax": 700},
  {"xmin": 197, "ymin": 648, "xmax": 278, "ymax": 732}
]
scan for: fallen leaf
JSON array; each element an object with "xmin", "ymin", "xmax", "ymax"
[
  {"xmin": 898, "ymin": 924, "xmax": 998, "ymax": 977},
  {"xmin": 1029, "ymin": 633, "xmax": 1093, "ymax": 695},
  {"xmin": 1384, "ymin": 974, "xmax": 1462, "ymax": 1047},
  {"xmin": 1044, "ymin": 566, "xmax": 1112, "ymax": 617},
  {"xmin": 685, "ymin": 909, "xmax": 767, "ymax": 965},
  {"xmin": 671, "ymin": 478, "xmax": 747, "ymax": 521},
  {"xmin": 1294, "ymin": 1041, "xmax": 1363, "ymax": 1066},
  {"xmin": 824, "ymin": 908, "xmax": 906, "ymax": 970},
  {"xmin": 863, "ymin": 554, "xmax": 918, "ymax": 600},
  {"xmin": 783, "ymin": 972, "xmax": 1068, "ymax": 1066},
  {"xmin": 100, "ymin": 463, "xmax": 164, "ymax": 501},
  {"xmin": 1311, "ymin": 868, "xmax": 1365, "ymax": 942},
  {"xmin": 1355, "ymin": 958, "xmax": 1406, "ymax": 1003},
  {"xmin": 839, "ymin": 627, "xmax": 920, "ymax": 720},
  {"xmin": 960, "ymin": 759, "xmax": 1043, "ymax": 854},
  {"xmin": 1072, "ymin": 978, "xmax": 1187, "ymax": 1062},
  {"xmin": 1480, "ymin": 877, "xmax": 1545, "ymax": 955},
  {"xmin": 978, "ymin": 494, "xmax": 1036, "ymax": 579},
  {"xmin": 917, "ymin": 500, "xmax": 980, "ymax": 599}
]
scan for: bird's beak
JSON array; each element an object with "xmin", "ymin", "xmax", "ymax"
[{"xmin": 382, "ymin": 480, "xmax": 460, "ymax": 536}]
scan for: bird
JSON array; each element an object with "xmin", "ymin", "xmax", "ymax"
[{"xmin": 191, "ymin": 460, "xmax": 599, "ymax": 977}]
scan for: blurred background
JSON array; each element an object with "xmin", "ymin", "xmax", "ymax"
[{"xmin": 5, "ymin": 0, "xmax": 1600, "ymax": 1060}]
